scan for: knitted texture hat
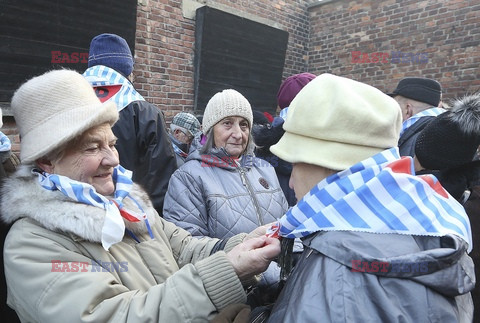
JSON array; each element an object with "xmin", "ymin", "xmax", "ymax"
[
  {"xmin": 0, "ymin": 108, "xmax": 2, "ymax": 128},
  {"xmin": 388, "ymin": 77, "xmax": 442, "ymax": 107},
  {"xmin": 202, "ymin": 89, "xmax": 253, "ymax": 134},
  {"xmin": 277, "ymin": 72, "xmax": 316, "ymax": 110},
  {"xmin": 271, "ymin": 73, "xmax": 402, "ymax": 170},
  {"xmin": 172, "ymin": 112, "xmax": 201, "ymax": 136},
  {"xmin": 88, "ymin": 33, "xmax": 134, "ymax": 77},
  {"xmin": 415, "ymin": 94, "xmax": 480, "ymax": 170},
  {"xmin": 11, "ymin": 69, "xmax": 118, "ymax": 163}
]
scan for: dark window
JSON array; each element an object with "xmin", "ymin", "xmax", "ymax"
[
  {"xmin": 194, "ymin": 6, "xmax": 289, "ymax": 117},
  {"xmin": 0, "ymin": 0, "xmax": 137, "ymax": 112}
]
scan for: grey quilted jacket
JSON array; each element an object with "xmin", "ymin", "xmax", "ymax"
[{"xmin": 163, "ymin": 149, "xmax": 288, "ymax": 239}]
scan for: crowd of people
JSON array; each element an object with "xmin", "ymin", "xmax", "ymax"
[{"xmin": 0, "ymin": 32, "xmax": 479, "ymax": 323}]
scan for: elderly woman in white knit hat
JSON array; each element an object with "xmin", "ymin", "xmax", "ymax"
[
  {"xmin": 265, "ymin": 73, "xmax": 474, "ymax": 322},
  {"xmin": 163, "ymin": 89, "xmax": 289, "ymax": 302},
  {"xmin": 1, "ymin": 70, "xmax": 280, "ymax": 322}
]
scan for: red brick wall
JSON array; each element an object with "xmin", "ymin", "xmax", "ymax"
[
  {"xmin": 133, "ymin": 0, "xmax": 311, "ymax": 122},
  {"xmin": 307, "ymin": 0, "xmax": 480, "ymax": 102},
  {"xmin": 2, "ymin": 0, "xmax": 312, "ymax": 156}
]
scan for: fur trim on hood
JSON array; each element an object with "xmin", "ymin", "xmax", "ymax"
[{"xmin": 1, "ymin": 165, "xmax": 157, "ymax": 243}]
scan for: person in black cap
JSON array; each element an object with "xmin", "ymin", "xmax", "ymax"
[
  {"xmin": 83, "ymin": 33, "xmax": 177, "ymax": 216},
  {"xmin": 414, "ymin": 93, "xmax": 480, "ymax": 322},
  {"xmin": 388, "ymin": 77, "xmax": 445, "ymax": 157}
]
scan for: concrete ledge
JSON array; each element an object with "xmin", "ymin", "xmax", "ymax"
[{"xmin": 182, "ymin": 0, "xmax": 284, "ymax": 30}]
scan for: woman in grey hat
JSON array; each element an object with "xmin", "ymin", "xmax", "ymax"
[
  {"xmin": 163, "ymin": 89, "xmax": 289, "ymax": 303},
  {"xmin": 164, "ymin": 89, "xmax": 288, "ymax": 239},
  {"xmin": 1, "ymin": 70, "xmax": 280, "ymax": 322}
]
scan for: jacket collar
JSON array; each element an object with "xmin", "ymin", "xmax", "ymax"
[{"xmin": 1, "ymin": 165, "xmax": 157, "ymax": 243}]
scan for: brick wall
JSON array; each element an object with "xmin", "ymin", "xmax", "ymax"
[
  {"xmin": 6, "ymin": 0, "xmax": 479, "ymax": 156},
  {"xmin": 134, "ymin": 0, "xmax": 311, "ymax": 122},
  {"xmin": 307, "ymin": 0, "xmax": 480, "ymax": 102}
]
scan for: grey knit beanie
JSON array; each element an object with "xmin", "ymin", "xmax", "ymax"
[{"xmin": 202, "ymin": 89, "xmax": 253, "ymax": 134}]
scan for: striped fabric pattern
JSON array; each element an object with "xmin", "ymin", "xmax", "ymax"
[
  {"xmin": 34, "ymin": 165, "xmax": 134, "ymax": 250},
  {"xmin": 399, "ymin": 107, "xmax": 446, "ymax": 137},
  {"xmin": 83, "ymin": 65, "xmax": 145, "ymax": 112},
  {"xmin": 0, "ymin": 131, "xmax": 11, "ymax": 152},
  {"xmin": 172, "ymin": 141, "xmax": 188, "ymax": 158},
  {"xmin": 279, "ymin": 148, "xmax": 472, "ymax": 252},
  {"xmin": 279, "ymin": 107, "xmax": 289, "ymax": 121}
]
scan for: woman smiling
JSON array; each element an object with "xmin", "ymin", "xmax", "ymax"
[{"xmin": 1, "ymin": 70, "xmax": 280, "ymax": 322}]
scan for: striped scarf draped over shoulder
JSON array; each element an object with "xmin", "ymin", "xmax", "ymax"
[{"xmin": 278, "ymin": 148, "xmax": 472, "ymax": 252}]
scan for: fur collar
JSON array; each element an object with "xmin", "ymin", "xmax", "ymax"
[{"xmin": 1, "ymin": 165, "xmax": 157, "ymax": 243}]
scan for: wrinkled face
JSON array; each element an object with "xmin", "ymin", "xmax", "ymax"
[
  {"xmin": 212, "ymin": 116, "xmax": 250, "ymax": 158},
  {"xmin": 47, "ymin": 123, "xmax": 119, "ymax": 196},
  {"xmin": 173, "ymin": 128, "xmax": 194, "ymax": 145}
]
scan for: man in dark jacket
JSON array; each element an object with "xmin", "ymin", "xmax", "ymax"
[
  {"xmin": 389, "ymin": 77, "xmax": 445, "ymax": 157},
  {"xmin": 266, "ymin": 73, "xmax": 474, "ymax": 322},
  {"xmin": 84, "ymin": 33, "xmax": 177, "ymax": 215}
]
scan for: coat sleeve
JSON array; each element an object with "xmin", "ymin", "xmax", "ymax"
[
  {"xmin": 163, "ymin": 168, "xmax": 211, "ymax": 237},
  {"xmin": 3, "ymin": 219, "xmax": 246, "ymax": 323}
]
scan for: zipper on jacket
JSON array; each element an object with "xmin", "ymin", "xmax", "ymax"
[{"xmin": 237, "ymin": 166, "xmax": 264, "ymax": 225}]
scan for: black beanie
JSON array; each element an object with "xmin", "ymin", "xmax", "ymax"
[{"xmin": 415, "ymin": 94, "xmax": 480, "ymax": 170}]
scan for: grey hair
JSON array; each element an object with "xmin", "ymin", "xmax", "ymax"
[
  {"xmin": 448, "ymin": 93, "xmax": 480, "ymax": 136},
  {"xmin": 200, "ymin": 129, "xmax": 255, "ymax": 156}
]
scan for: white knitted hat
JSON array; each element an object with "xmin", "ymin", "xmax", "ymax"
[
  {"xmin": 11, "ymin": 69, "xmax": 118, "ymax": 163},
  {"xmin": 202, "ymin": 89, "xmax": 253, "ymax": 134},
  {"xmin": 271, "ymin": 73, "xmax": 402, "ymax": 170},
  {"xmin": 0, "ymin": 108, "xmax": 3, "ymax": 128}
]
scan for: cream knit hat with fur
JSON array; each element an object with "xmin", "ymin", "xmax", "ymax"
[
  {"xmin": 202, "ymin": 89, "xmax": 253, "ymax": 134},
  {"xmin": 11, "ymin": 69, "xmax": 118, "ymax": 163},
  {"xmin": 271, "ymin": 73, "xmax": 402, "ymax": 170}
]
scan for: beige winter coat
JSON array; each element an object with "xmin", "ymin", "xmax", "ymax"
[{"xmin": 1, "ymin": 165, "xmax": 247, "ymax": 322}]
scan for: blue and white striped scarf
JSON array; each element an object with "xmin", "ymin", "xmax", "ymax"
[
  {"xmin": 83, "ymin": 65, "xmax": 145, "ymax": 112},
  {"xmin": 279, "ymin": 107, "xmax": 289, "ymax": 121},
  {"xmin": 172, "ymin": 142, "xmax": 188, "ymax": 158},
  {"xmin": 399, "ymin": 107, "xmax": 445, "ymax": 137},
  {"xmin": 34, "ymin": 165, "xmax": 138, "ymax": 250},
  {"xmin": 279, "ymin": 148, "xmax": 472, "ymax": 252},
  {"xmin": 0, "ymin": 131, "xmax": 11, "ymax": 152}
]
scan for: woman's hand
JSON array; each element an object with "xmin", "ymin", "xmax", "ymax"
[{"xmin": 226, "ymin": 236, "xmax": 281, "ymax": 281}]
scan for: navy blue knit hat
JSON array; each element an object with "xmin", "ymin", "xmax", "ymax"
[{"xmin": 88, "ymin": 33, "xmax": 134, "ymax": 77}]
